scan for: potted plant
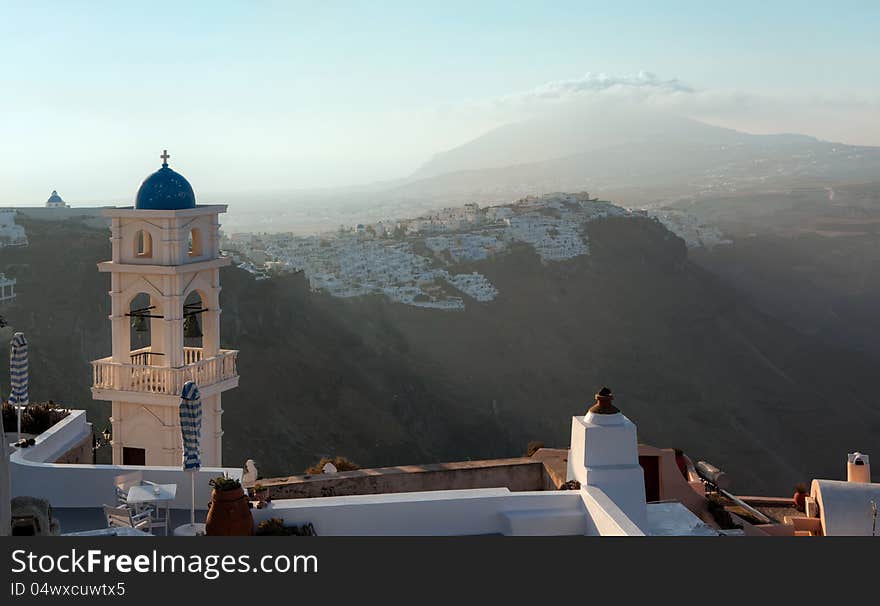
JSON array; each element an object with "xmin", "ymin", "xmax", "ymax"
[
  {"xmin": 793, "ymin": 483, "xmax": 808, "ymax": 512},
  {"xmin": 205, "ymin": 476, "xmax": 254, "ymax": 536},
  {"xmin": 251, "ymin": 483, "xmax": 271, "ymax": 508}
]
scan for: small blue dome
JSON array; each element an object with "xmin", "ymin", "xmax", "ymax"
[{"xmin": 135, "ymin": 158, "xmax": 196, "ymax": 210}]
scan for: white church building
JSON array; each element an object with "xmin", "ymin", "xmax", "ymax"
[
  {"xmin": 45, "ymin": 190, "xmax": 69, "ymax": 208},
  {"xmin": 90, "ymin": 151, "xmax": 239, "ymax": 468}
]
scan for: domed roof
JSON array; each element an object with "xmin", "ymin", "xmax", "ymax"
[
  {"xmin": 135, "ymin": 151, "xmax": 196, "ymax": 210},
  {"xmin": 47, "ymin": 190, "xmax": 64, "ymax": 204}
]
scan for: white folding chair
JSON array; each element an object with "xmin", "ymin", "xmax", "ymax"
[{"xmin": 103, "ymin": 504, "xmax": 152, "ymax": 533}]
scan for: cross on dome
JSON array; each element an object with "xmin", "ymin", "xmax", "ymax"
[{"xmin": 135, "ymin": 150, "xmax": 195, "ymax": 209}]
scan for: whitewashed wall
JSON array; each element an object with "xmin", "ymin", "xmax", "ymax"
[
  {"xmin": 10, "ymin": 410, "xmax": 241, "ymax": 509},
  {"xmin": 252, "ymin": 486, "xmax": 647, "ymax": 536}
]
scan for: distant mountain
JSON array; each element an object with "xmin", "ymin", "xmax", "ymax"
[
  {"xmin": 399, "ymin": 107, "xmax": 880, "ymax": 207},
  {"xmin": 413, "ymin": 109, "xmax": 746, "ymax": 178},
  {"xmin": 210, "ymin": 109, "xmax": 880, "ymax": 234},
  {"xmin": 2, "ymin": 212, "xmax": 878, "ymax": 494}
]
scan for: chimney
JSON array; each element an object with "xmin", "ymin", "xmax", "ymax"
[
  {"xmin": 567, "ymin": 387, "xmax": 647, "ymax": 528},
  {"xmin": 847, "ymin": 452, "xmax": 871, "ymax": 483}
]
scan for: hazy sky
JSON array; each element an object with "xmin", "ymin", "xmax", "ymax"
[{"xmin": 1, "ymin": 1, "xmax": 878, "ymax": 204}]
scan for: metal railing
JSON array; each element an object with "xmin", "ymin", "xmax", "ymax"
[{"xmin": 129, "ymin": 349, "xmax": 165, "ymax": 366}]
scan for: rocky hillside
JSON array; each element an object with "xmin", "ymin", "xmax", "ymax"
[
  {"xmin": 2, "ymin": 211, "xmax": 878, "ymax": 494},
  {"xmin": 672, "ymin": 182, "xmax": 880, "ymax": 357}
]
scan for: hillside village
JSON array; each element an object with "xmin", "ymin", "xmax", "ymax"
[
  {"xmin": 222, "ymin": 192, "xmax": 728, "ymax": 310},
  {"xmin": 0, "ymin": 194, "xmax": 728, "ymax": 313}
]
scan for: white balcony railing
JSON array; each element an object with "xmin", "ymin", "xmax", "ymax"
[{"xmin": 92, "ymin": 347, "xmax": 238, "ymax": 396}]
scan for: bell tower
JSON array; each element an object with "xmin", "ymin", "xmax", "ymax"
[{"xmin": 91, "ymin": 151, "xmax": 238, "ymax": 467}]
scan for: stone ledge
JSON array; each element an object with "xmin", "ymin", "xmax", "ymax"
[{"xmin": 256, "ymin": 458, "xmax": 552, "ymax": 500}]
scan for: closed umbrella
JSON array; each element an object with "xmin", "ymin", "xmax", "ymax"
[
  {"xmin": 9, "ymin": 332, "xmax": 28, "ymax": 443},
  {"xmin": 179, "ymin": 381, "xmax": 202, "ymax": 532},
  {"xmin": 0, "ymin": 385, "xmax": 9, "ymax": 536}
]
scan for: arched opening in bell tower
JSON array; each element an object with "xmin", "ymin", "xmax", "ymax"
[
  {"xmin": 188, "ymin": 228, "xmax": 203, "ymax": 258},
  {"xmin": 134, "ymin": 230, "xmax": 152, "ymax": 258},
  {"xmin": 128, "ymin": 292, "xmax": 162, "ymax": 364},
  {"xmin": 183, "ymin": 290, "xmax": 205, "ymax": 351}
]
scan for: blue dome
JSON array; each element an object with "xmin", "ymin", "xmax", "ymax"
[{"xmin": 135, "ymin": 161, "xmax": 196, "ymax": 210}]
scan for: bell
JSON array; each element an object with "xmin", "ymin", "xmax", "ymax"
[
  {"xmin": 184, "ymin": 313, "xmax": 202, "ymax": 339},
  {"xmin": 131, "ymin": 314, "xmax": 148, "ymax": 332}
]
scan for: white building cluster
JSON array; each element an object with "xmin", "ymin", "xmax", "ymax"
[
  {"xmin": 0, "ymin": 273, "xmax": 15, "ymax": 304},
  {"xmin": 446, "ymin": 272, "xmax": 498, "ymax": 302},
  {"xmin": 0, "ymin": 210, "xmax": 28, "ymax": 248},
  {"xmin": 645, "ymin": 209, "xmax": 731, "ymax": 248},
  {"xmin": 424, "ymin": 233, "xmax": 506, "ymax": 262},
  {"xmin": 223, "ymin": 192, "xmax": 632, "ymax": 310}
]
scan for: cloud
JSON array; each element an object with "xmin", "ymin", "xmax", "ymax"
[
  {"xmin": 452, "ymin": 70, "xmax": 702, "ymax": 123},
  {"xmin": 499, "ymin": 70, "xmax": 694, "ymax": 105},
  {"xmin": 438, "ymin": 71, "xmax": 698, "ymax": 131},
  {"xmin": 430, "ymin": 70, "xmax": 880, "ymax": 149}
]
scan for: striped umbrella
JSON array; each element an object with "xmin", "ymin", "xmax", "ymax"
[
  {"xmin": 0, "ymin": 380, "xmax": 9, "ymax": 536},
  {"xmin": 179, "ymin": 381, "xmax": 202, "ymax": 529},
  {"xmin": 9, "ymin": 332, "xmax": 28, "ymax": 443}
]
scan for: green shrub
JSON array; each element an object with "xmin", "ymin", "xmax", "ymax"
[
  {"xmin": 255, "ymin": 518, "xmax": 316, "ymax": 536},
  {"xmin": 209, "ymin": 476, "xmax": 242, "ymax": 491},
  {"xmin": 2, "ymin": 401, "xmax": 69, "ymax": 435}
]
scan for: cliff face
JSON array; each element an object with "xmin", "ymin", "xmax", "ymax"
[
  {"xmin": 2, "ymin": 214, "xmax": 877, "ymax": 494},
  {"xmin": 679, "ymin": 183, "xmax": 880, "ymax": 359},
  {"xmin": 0, "ymin": 216, "xmax": 111, "ymax": 414}
]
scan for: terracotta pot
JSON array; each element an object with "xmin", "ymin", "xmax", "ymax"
[
  {"xmin": 793, "ymin": 491, "xmax": 807, "ymax": 511},
  {"xmin": 206, "ymin": 487, "xmax": 254, "ymax": 536}
]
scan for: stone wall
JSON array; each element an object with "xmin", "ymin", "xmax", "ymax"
[{"xmin": 256, "ymin": 458, "xmax": 554, "ymax": 500}]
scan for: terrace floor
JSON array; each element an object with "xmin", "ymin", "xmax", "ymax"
[
  {"xmin": 55, "ymin": 508, "xmax": 208, "ymax": 535},
  {"xmin": 51, "ymin": 501, "xmax": 718, "ymax": 536}
]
